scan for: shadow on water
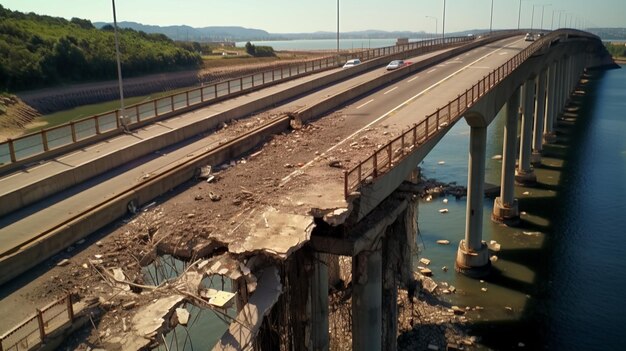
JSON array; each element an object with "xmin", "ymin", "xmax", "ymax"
[{"xmin": 464, "ymin": 70, "xmax": 607, "ymax": 350}]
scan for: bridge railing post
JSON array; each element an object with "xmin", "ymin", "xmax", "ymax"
[{"xmin": 373, "ymin": 152, "xmax": 378, "ymax": 177}]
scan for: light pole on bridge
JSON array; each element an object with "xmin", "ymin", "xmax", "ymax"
[
  {"xmin": 336, "ymin": 0, "xmax": 339, "ymax": 56},
  {"xmin": 517, "ymin": 0, "xmax": 529, "ymax": 30},
  {"xmin": 111, "ymin": 0, "xmax": 127, "ymax": 131},
  {"xmin": 489, "ymin": 0, "xmax": 494, "ymax": 33},
  {"xmin": 441, "ymin": 0, "xmax": 446, "ymax": 39},
  {"xmin": 425, "ymin": 16, "xmax": 438, "ymax": 39},
  {"xmin": 530, "ymin": 5, "xmax": 537, "ymax": 32},
  {"xmin": 540, "ymin": 4, "xmax": 551, "ymax": 31}
]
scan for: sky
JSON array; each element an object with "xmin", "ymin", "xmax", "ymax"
[{"xmin": 1, "ymin": 0, "xmax": 624, "ymax": 34}]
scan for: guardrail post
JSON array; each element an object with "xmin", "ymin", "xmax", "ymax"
[
  {"xmin": 70, "ymin": 122, "xmax": 77, "ymax": 142},
  {"xmin": 343, "ymin": 170, "xmax": 348, "ymax": 198},
  {"xmin": 272, "ymin": 70, "xmax": 275, "ymax": 81},
  {"xmin": 373, "ymin": 152, "xmax": 378, "ymax": 177},
  {"xmin": 425, "ymin": 118, "xmax": 430, "ymax": 137},
  {"xmin": 66, "ymin": 294, "xmax": 74, "ymax": 322},
  {"xmin": 36, "ymin": 308, "xmax": 45, "ymax": 342},
  {"xmin": 228, "ymin": 81, "xmax": 231, "ymax": 94},
  {"xmin": 154, "ymin": 100, "xmax": 158, "ymax": 116},
  {"xmin": 413, "ymin": 125, "xmax": 417, "ymax": 146},
  {"xmin": 200, "ymin": 86, "xmax": 205, "ymax": 101},
  {"xmin": 115, "ymin": 110, "xmax": 120, "ymax": 128},
  {"xmin": 135, "ymin": 105, "xmax": 140, "ymax": 122},
  {"xmin": 42, "ymin": 131, "xmax": 49, "ymax": 151},
  {"xmin": 95, "ymin": 116, "xmax": 101, "ymax": 134},
  {"xmin": 7, "ymin": 139, "xmax": 16, "ymax": 163},
  {"xmin": 448, "ymin": 103, "xmax": 452, "ymax": 123},
  {"xmin": 401, "ymin": 134, "xmax": 405, "ymax": 156},
  {"xmin": 215, "ymin": 84, "xmax": 218, "ymax": 98},
  {"xmin": 170, "ymin": 96, "xmax": 175, "ymax": 111},
  {"xmin": 387, "ymin": 145, "xmax": 392, "ymax": 168}
]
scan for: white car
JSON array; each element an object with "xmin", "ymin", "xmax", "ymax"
[
  {"xmin": 386, "ymin": 60, "xmax": 405, "ymax": 70},
  {"xmin": 343, "ymin": 59, "xmax": 361, "ymax": 68},
  {"xmin": 524, "ymin": 33, "xmax": 535, "ymax": 42}
]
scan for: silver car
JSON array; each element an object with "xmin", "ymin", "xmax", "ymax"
[{"xmin": 386, "ymin": 60, "xmax": 405, "ymax": 70}]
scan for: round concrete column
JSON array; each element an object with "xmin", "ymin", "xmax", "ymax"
[
  {"xmin": 493, "ymin": 88, "xmax": 520, "ymax": 225},
  {"xmin": 531, "ymin": 69, "xmax": 547, "ymax": 166},
  {"xmin": 456, "ymin": 125, "xmax": 490, "ymax": 277},
  {"xmin": 543, "ymin": 62, "xmax": 557, "ymax": 144},
  {"xmin": 515, "ymin": 80, "xmax": 537, "ymax": 185}
]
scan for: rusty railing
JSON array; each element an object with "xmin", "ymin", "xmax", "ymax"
[{"xmin": 0, "ymin": 294, "xmax": 73, "ymax": 351}]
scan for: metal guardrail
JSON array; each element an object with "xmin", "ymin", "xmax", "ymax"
[
  {"xmin": 0, "ymin": 36, "xmax": 475, "ymax": 167},
  {"xmin": 0, "ymin": 294, "xmax": 73, "ymax": 351},
  {"xmin": 344, "ymin": 31, "xmax": 555, "ymax": 198}
]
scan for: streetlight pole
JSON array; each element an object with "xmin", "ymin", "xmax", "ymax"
[
  {"xmin": 426, "ymin": 16, "xmax": 438, "ymax": 40},
  {"xmin": 489, "ymin": 0, "xmax": 494, "ymax": 33},
  {"xmin": 550, "ymin": 10, "xmax": 555, "ymax": 30},
  {"xmin": 530, "ymin": 5, "xmax": 537, "ymax": 31},
  {"xmin": 336, "ymin": 0, "xmax": 339, "ymax": 55},
  {"xmin": 540, "ymin": 4, "xmax": 551, "ymax": 31},
  {"xmin": 517, "ymin": 0, "xmax": 528, "ymax": 30},
  {"xmin": 558, "ymin": 11, "xmax": 563, "ymax": 28},
  {"xmin": 442, "ymin": 0, "xmax": 446, "ymax": 39},
  {"xmin": 111, "ymin": 0, "xmax": 126, "ymax": 131}
]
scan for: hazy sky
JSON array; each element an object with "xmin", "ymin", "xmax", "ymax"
[{"xmin": 1, "ymin": 0, "xmax": 624, "ymax": 33}]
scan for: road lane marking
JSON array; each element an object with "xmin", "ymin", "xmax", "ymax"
[
  {"xmin": 280, "ymin": 37, "xmax": 524, "ymax": 185},
  {"xmin": 427, "ymin": 68, "xmax": 437, "ymax": 73},
  {"xmin": 408, "ymin": 76, "xmax": 420, "ymax": 82},
  {"xmin": 384, "ymin": 87, "xmax": 398, "ymax": 95},
  {"xmin": 356, "ymin": 99, "xmax": 374, "ymax": 109}
]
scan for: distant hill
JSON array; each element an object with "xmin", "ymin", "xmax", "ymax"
[
  {"xmin": 94, "ymin": 21, "xmax": 272, "ymax": 41},
  {"xmin": 0, "ymin": 6, "xmax": 201, "ymax": 91},
  {"xmin": 93, "ymin": 22, "xmax": 508, "ymax": 42}
]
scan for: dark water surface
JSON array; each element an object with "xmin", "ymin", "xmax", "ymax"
[{"xmin": 415, "ymin": 65, "xmax": 626, "ymax": 350}]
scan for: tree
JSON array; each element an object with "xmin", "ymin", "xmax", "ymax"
[{"xmin": 245, "ymin": 41, "xmax": 256, "ymax": 56}]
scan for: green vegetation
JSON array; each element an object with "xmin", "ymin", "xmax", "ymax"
[
  {"xmin": 605, "ymin": 42, "xmax": 626, "ymax": 58},
  {"xmin": 0, "ymin": 5, "xmax": 202, "ymax": 91},
  {"xmin": 244, "ymin": 41, "xmax": 275, "ymax": 57}
]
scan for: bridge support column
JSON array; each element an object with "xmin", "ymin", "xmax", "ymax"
[
  {"xmin": 515, "ymin": 79, "xmax": 537, "ymax": 185},
  {"xmin": 543, "ymin": 62, "xmax": 557, "ymax": 144},
  {"xmin": 310, "ymin": 253, "xmax": 329, "ymax": 351},
  {"xmin": 492, "ymin": 88, "xmax": 520, "ymax": 225},
  {"xmin": 352, "ymin": 249, "xmax": 382, "ymax": 351},
  {"xmin": 456, "ymin": 124, "xmax": 490, "ymax": 277},
  {"xmin": 531, "ymin": 69, "xmax": 547, "ymax": 165}
]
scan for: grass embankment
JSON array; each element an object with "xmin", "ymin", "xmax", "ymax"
[{"xmin": 604, "ymin": 42, "xmax": 626, "ymax": 64}]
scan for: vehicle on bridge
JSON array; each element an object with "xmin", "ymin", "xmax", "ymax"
[
  {"xmin": 343, "ymin": 59, "xmax": 361, "ymax": 68},
  {"xmin": 386, "ymin": 60, "xmax": 405, "ymax": 70},
  {"xmin": 525, "ymin": 33, "xmax": 535, "ymax": 42}
]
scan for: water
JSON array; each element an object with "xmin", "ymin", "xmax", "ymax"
[
  {"xmin": 415, "ymin": 65, "xmax": 626, "ymax": 350},
  {"xmin": 236, "ymin": 38, "xmax": 428, "ymax": 51}
]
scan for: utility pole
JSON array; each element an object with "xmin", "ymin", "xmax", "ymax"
[
  {"xmin": 112, "ymin": 0, "xmax": 127, "ymax": 131},
  {"xmin": 442, "ymin": 0, "xmax": 446, "ymax": 39}
]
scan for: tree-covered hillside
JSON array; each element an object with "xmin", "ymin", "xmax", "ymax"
[{"xmin": 0, "ymin": 6, "xmax": 202, "ymax": 91}]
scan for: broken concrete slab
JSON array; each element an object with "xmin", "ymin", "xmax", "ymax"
[
  {"xmin": 121, "ymin": 294, "xmax": 185, "ymax": 350},
  {"xmin": 175, "ymin": 308, "xmax": 190, "ymax": 326},
  {"xmin": 213, "ymin": 266, "xmax": 282, "ymax": 351},
  {"xmin": 230, "ymin": 209, "xmax": 315, "ymax": 258}
]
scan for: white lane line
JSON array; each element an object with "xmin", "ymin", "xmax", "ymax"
[
  {"xmin": 384, "ymin": 87, "xmax": 398, "ymax": 95},
  {"xmin": 280, "ymin": 38, "xmax": 524, "ymax": 185},
  {"xmin": 408, "ymin": 75, "xmax": 420, "ymax": 83},
  {"xmin": 356, "ymin": 99, "xmax": 374, "ymax": 109},
  {"xmin": 427, "ymin": 68, "xmax": 437, "ymax": 73}
]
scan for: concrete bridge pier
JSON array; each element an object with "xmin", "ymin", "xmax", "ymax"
[
  {"xmin": 515, "ymin": 79, "xmax": 537, "ymax": 185},
  {"xmin": 531, "ymin": 68, "xmax": 548, "ymax": 165},
  {"xmin": 492, "ymin": 88, "xmax": 521, "ymax": 224},
  {"xmin": 352, "ymin": 249, "xmax": 382, "ymax": 351},
  {"xmin": 456, "ymin": 123, "xmax": 490, "ymax": 277},
  {"xmin": 543, "ymin": 62, "xmax": 558, "ymax": 144},
  {"xmin": 310, "ymin": 253, "xmax": 330, "ymax": 350}
]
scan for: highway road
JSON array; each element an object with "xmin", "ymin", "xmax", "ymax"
[{"xmin": 0, "ymin": 35, "xmax": 529, "ymax": 267}]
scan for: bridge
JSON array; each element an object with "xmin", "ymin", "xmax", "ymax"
[{"xmin": 0, "ymin": 29, "xmax": 614, "ymax": 350}]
